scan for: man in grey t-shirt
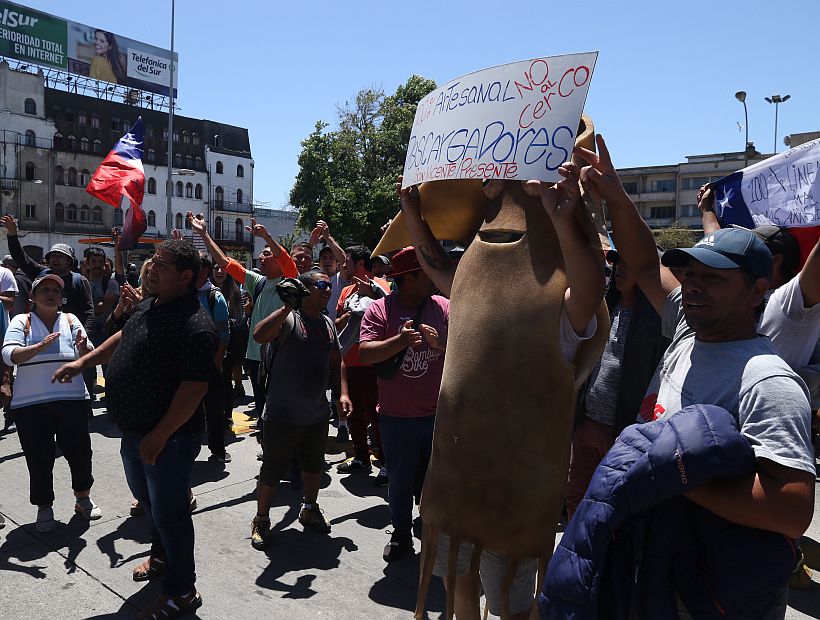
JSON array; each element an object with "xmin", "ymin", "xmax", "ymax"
[
  {"xmin": 247, "ymin": 269, "xmax": 351, "ymax": 550},
  {"xmin": 582, "ymin": 135, "xmax": 814, "ymax": 618}
]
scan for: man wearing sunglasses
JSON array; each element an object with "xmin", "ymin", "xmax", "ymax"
[{"xmin": 248, "ymin": 270, "xmax": 351, "ymax": 549}]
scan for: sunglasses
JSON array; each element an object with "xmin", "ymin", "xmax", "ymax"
[{"xmin": 312, "ymin": 280, "xmax": 332, "ymax": 291}]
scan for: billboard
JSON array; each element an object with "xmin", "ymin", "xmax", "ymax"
[{"xmin": 0, "ymin": 1, "xmax": 177, "ymax": 96}]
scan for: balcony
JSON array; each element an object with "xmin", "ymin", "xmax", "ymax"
[
  {"xmin": 211, "ymin": 227, "xmax": 252, "ymax": 244},
  {"xmin": 210, "ymin": 200, "xmax": 253, "ymax": 214},
  {"xmin": 53, "ymin": 221, "xmax": 108, "ymax": 234}
]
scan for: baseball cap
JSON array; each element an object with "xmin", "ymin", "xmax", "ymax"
[
  {"xmin": 751, "ymin": 225, "xmax": 800, "ymax": 273},
  {"xmin": 661, "ymin": 228, "xmax": 772, "ymax": 281},
  {"xmin": 44, "ymin": 243, "xmax": 75, "ymax": 261},
  {"xmin": 388, "ymin": 247, "xmax": 422, "ymax": 278},
  {"xmin": 32, "ymin": 273, "xmax": 65, "ymax": 291}
]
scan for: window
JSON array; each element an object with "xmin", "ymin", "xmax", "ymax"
[
  {"xmin": 24, "ymin": 204, "xmax": 36, "ymax": 219},
  {"xmin": 67, "ymin": 203, "xmax": 77, "ymax": 221},
  {"xmin": 649, "ymin": 206, "xmax": 676, "ymax": 219},
  {"xmin": 175, "ymin": 181, "xmax": 183, "ymax": 197},
  {"xmin": 216, "ymin": 161, "xmax": 223, "ymax": 174},
  {"xmin": 145, "ymin": 124, "xmax": 154, "ymax": 138},
  {"xmin": 53, "ymin": 132, "xmax": 63, "ymax": 149},
  {"xmin": 80, "ymin": 137, "xmax": 90, "ymax": 153},
  {"xmin": 194, "ymin": 156, "xmax": 202, "ymax": 171},
  {"xmin": 111, "ymin": 117, "xmax": 120, "ymax": 131},
  {"xmin": 55, "ymin": 202, "xmax": 64, "ymax": 221},
  {"xmin": 64, "ymin": 109, "xmax": 75, "ymax": 123},
  {"xmin": 25, "ymin": 162, "xmax": 35, "ymax": 181},
  {"xmin": 680, "ymin": 204, "xmax": 699, "ymax": 218},
  {"xmin": 192, "ymin": 132, "xmax": 200, "ymax": 146},
  {"xmin": 162, "ymin": 128, "xmax": 168, "ymax": 142},
  {"xmin": 185, "ymin": 155, "xmax": 193, "ymax": 169},
  {"xmin": 680, "ymin": 176, "xmax": 710, "ymax": 191},
  {"xmin": 67, "ymin": 135, "xmax": 76, "ymax": 151},
  {"xmin": 114, "ymin": 209, "xmax": 123, "ymax": 226},
  {"xmin": 92, "ymin": 206, "xmax": 102, "ymax": 223},
  {"xmin": 214, "ymin": 216, "xmax": 223, "ymax": 238},
  {"xmin": 195, "ymin": 183, "xmax": 203, "ymax": 199},
  {"xmin": 622, "ymin": 181, "xmax": 638, "ymax": 194},
  {"xmin": 173, "ymin": 130, "xmax": 180, "ymax": 143},
  {"xmin": 78, "ymin": 112, "xmax": 88, "ymax": 126},
  {"xmin": 147, "ymin": 210, "xmax": 156, "ymax": 227},
  {"xmin": 214, "ymin": 186, "xmax": 223, "ymax": 206},
  {"xmin": 212, "ymin": 135, "xmax": 222, "ymax": 148},
  {"xmin": 173, "ymin": 153, "xmax": 182, "ymax": 167},
  {"xmin": 236, "ymin": 189, "xmax": 243, "ymax": 204},
  {"xmin": 25, "ymin": 130, "xmax": 35, "ymax": 146},
  {"xmin": 235, "ymin": 218, "xmax": 243, "ymax": 238},
  {"xmin": 80, "ymin": 205, "xmax": 90, "ymax": 222},
  {"xmin": 146, "ymin": 148, "xmax": 155, "ymax": 163},
  {"xmin": 648, "ymin": 179, "xmax": 676, "ymax": 193},
  {"xmin": 183, "ymin": 131, "xmax": 190, "ymax": 144},
  {"xmin": 80, "ymin": 169, "xmax": 90, "ymax": 186},
  {"xmin": 67, "ymin": 167, "xmax": 77, "ymax": 186},
  {"xmin": 93, "ymin": 139, "xmax": 102, "ymax": 154},
  {"xmin": 24, "ymin": 98, "xmax": 36, "ymax": 115},
  {"xmin": 55, "ymin": 165, "xmax": 64, "ymax": 184},
  {"xmin": 185, "ymin": 183, "xmax": 193, "ymax": 198},
  {"xmin": 175, "ymin": 213, "xmax": 183, "ymax": 228},
  {"xmin": 236, "ymin": 164, "xmax": 244, "ymax": 178},
  {"xmin": 147, "ymin": 177, "xmax": 157, "ymax": 194},
  {"xmin": 90, "ymin": 114, "xmax": 100, "ymax": 129}
]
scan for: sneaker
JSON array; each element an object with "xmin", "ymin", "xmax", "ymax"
[
  {"xmin": 336, "ymin": 426, "xmax": 349, "ymax": 443},
  {"xmin": 383, "ymin": 531, "xmax": 413, "ymax": 562},
  {"xmin": 250, "ymin": 516, "xmax": 271, "ymax": 550},
  {"xmin": 130, "ymin": 499, "xmax": 145, "ymax": 516},
  {"xmin": 336, "ymin": 458, "xmax": 371, "ymax": 474},
  {"xmin": 209, "ymin": 451, "xmax": 232, "ymax": 464},
  {"xmin": 299, "ymin": 503, "xmax": 331, "ymax": 534},
  {"xmin": 35, "ymin": 506, "xmax": 55, "ymax": 533},
  {"xmin": 74, "ymin": 497, "xmax": 102, "ymax": 520},
  {"xmin": 374, "ymin": 467, "xmax": 389, "ymax": 487}
]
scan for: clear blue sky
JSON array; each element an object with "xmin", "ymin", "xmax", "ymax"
[{"xmin": 23, "ymin": 0, "xmax": 820, "ymax": 210}]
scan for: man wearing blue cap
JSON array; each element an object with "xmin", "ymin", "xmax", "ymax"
[{"xmin": 578, "ymin": 135, "xmax": 814, "ymax": 617}]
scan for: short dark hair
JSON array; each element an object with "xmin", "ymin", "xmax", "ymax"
[
  {"xmin": 297, "ymin": 268, "xmax": 324, "ymax": 288},
  {"xmin": 157, "ymin": 239, "xmax": 200, "ymax": 290},
  {"xmin": 199, "ymin": 252, "xmax": 214, "ymax": 278},
  {"xmin": 291, "ymin": 242, "xmax": 312, "ymax": 255},
  {"xmin": 318, "ymin": 245, "xmax": 335, "ymax": 258},
  {"xmin": 759, "ymin": 228, "xmax": 800, "ymax": 282},
  {"xmin": 84, "ymin": 247, "xmax": 105, "ymax": 259},
  {"xmin": 345, "ymin": 245, "xmax": 372, "ymax": 272}
]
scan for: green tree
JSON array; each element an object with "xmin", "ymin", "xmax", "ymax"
[
  {"xmin": 654, "ymin": 221, "xmax": 698, "ymax": 250},
  {"xmin": 290, "ymin": 75, "xmax": 437, "ymax": 247}
]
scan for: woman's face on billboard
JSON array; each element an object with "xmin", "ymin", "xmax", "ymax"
[{"xmin": 94, "ymin": 31, "xmax": 110, "ymax": 55}]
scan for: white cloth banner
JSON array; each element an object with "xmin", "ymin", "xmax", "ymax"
[{"xmin": 402, "ymin": 52, "xmax": 598, "ymax": 188}]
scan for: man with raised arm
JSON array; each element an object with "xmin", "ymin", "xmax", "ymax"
[
  {"xmin": 187, "ymin": 213, "xmax": 297, "ymax": 419},
  {"xmin": 397, "ymin": 165, "xmax": 604, "ymax": 620},
  {"xmin": 579, "ymin": 135, "xmax": 814, "ymax": 618},
  {"xmin": 309, "ymin": 219, "xmax": 349, "ymax": 320}
]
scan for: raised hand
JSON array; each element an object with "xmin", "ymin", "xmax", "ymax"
[
  {"xmin": 352, "ymin": 276, "xmax": 376, "ymax": 298},
  {"xmin": 111, "ymin": 227, "xmax": 120, "ymax": 249},
  {"xmin": 1, "ymin": 214, "xmax": 18, "ymax": 236},
  {"xmin": 574, "ymin": 134, "xmax": 625, "ymax": 202},
  {"xmin": 171, "ymin": 229, "xmax": 184, "ymax": 241},
  {"xmin": 186, "ymin": 211, "xmax": 207, "ymax": 236},
  {"xmin": 697, "ymin": 184, "xmax": 715, "ymax": 213},
  {"xmin": 244, "ymin": 217, "xmax": 268, "ymax": 238},
  {"xmin": 396, "ymin": 176, "xmax": 421, "ymax": 216}
]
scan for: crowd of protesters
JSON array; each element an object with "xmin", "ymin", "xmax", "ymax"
[{"xmin": 0, "ymin": 135, "xmax": 817, "ymax": 619}]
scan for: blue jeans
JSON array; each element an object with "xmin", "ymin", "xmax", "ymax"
[
  {"xmin": 120, "ymin": 431, "xmax": 200, "ymax": 596},
  {"xmin": 379, "ymin": 414, "xmax": 435, "ymax": 536}
]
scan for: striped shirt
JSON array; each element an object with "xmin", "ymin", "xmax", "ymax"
[{"xmin": 2, "ymin": 312, "xmax": 91, "ymax": 408}]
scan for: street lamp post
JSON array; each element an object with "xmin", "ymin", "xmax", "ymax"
[
  {"xmin": 735, "ymin": 91, "xmax": 749, "ymax": 167},
  {"xmin": 165, "ymin": 0, "xmax": 176, "ymax": 238},
  {"xmin": 764, "ymin": 94, "xmax": 791, "ymax": 154}
]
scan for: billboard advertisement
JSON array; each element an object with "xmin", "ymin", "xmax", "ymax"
[{"xmin": 0, "ymin": 1, "xmax": 177, "ymax": 96}]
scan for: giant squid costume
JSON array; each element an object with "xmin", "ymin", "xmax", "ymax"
[{"xmin": 373, "ymin": 118, "xmax": 610, "ymax": 619}]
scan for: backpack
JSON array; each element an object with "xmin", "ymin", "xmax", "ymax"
[
  {"xmin": 253, "ymin": 278, "xmax": 267, "ymax": 305},
  {"xmin": 257, "ymin": 311, "xmax": 335, "ymax": 395}
]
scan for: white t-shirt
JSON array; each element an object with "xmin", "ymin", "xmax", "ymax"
[
  {"xmin": 0, "ymin": 265, "xmax": 19, "ymax": 338},
  {"xmin": 759, "ymin": 276, "xmax": 820, "ymax": 371},
  {"xmin": 640, "ymin": 288, "xmax": 814, "ymax": 475}
]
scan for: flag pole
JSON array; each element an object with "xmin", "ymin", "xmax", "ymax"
[{"xmin": 165, "ymin": 0, "xmax": 176, "ymax": 238}]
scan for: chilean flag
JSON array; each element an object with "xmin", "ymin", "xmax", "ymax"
[
  {"xmin": 711, "ymin": 139, "xmax": 820, "ymax": 266},
  {"xmin": 86, "ymin": 117, "xmax": 146, "ymax": 250}
]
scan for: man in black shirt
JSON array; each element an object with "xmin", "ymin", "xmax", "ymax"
[{"xmin": 53, "ymin": 239, "xmax": 217, "ymax": 619}]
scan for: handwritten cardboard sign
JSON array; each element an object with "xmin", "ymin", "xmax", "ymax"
[{"xmin": 401, "ymin": 52, "xmax": 598, "ymax": 189}]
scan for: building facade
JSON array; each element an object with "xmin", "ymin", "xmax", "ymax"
[{"xmin": 0, "ymin": 60, "xmax": 295, "ymax": 263}]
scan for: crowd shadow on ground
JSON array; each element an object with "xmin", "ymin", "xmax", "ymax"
[
  {"xmin": 0, "ymin": 513, "xmax": 90, "ymax": 578},
  {"xmin": 84, "ymin": 580, "xmax": 203, "ymax": 619},
  {"xmin": 369, "ymin": 550, "xmax": 446, "ymax": 619}
]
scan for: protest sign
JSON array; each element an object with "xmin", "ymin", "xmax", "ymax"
[{"xmin": 402, "ymin": 52, "xmax": 597, "ymax": 189}]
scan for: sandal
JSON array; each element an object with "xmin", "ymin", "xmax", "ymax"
[
  {"xmin": 136, "ymin": 590, "xmax": 203, "ymax": 620},
  {"xmin": 132, "ymin": 556, "xmax": 167, "ymax": 582}
]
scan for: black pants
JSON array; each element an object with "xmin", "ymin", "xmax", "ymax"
[
  {"xmin": 203, "ymin": 365, "xmax": 226, "ymax": 457},
  {"xmin": 245, "ymin": 359, "xmax": 266, "ymax": 418},
  {"xmin": 15, "ymin": 399, "xmax": 94, "ymax": 506}
]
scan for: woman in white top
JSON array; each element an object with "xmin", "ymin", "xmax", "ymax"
[{"xmin": 2, "ymin": 273, "xmax": 99, "ymax": 532}]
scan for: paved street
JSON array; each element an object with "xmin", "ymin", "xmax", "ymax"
[{"xmin": 0, "ymin": 377, "xmax": 819, "ymax": 619}]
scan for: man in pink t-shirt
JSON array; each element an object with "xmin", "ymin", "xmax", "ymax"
[{"xmin": 359, "ymin": 247, "xmax": 449, "ymax": 562}]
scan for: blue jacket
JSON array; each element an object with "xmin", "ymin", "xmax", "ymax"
[{"xmin": 540, "ymin": 404, "xmax": 797, "ymax": 619}]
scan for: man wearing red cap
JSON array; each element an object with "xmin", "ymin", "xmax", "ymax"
[{"xmin": 359, "ymin": 247, "xmax": 449, "ymax": 562}]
